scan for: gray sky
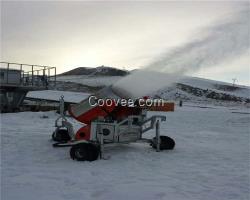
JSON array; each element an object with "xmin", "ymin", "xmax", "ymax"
[{"xmin": 1, "ymin": 1, "xmax": 249, "ymax": 85}]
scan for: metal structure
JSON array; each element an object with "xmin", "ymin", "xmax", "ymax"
[
  {"xmin": 0, "ymin": 62, "xmax": 56, "ymax": 112},
  {"xmin": 52, "ymin": 87, "xmax": 175, "ymax": 161}
]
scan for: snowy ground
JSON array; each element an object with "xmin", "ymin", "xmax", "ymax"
[
  {"xmin": 1, "ymin": 105, "xmax": 249, "ymax": 200},
  {"xmin": 57, "ymin": 75, "xmax": 250, "ymax": 105},
  {"xmin": 57, "ymin": 75, "xmax": 121, "ymax": 87},
  {"xmin": 179, "ymin": 76, "xmax": 250, "ymax": 99},
  {"xmin": 26, "ymin": 90, "xmax": 90, "ymax": 103}
]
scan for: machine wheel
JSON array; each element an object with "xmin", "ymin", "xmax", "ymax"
[
  {"xmin": 70, "ymin": 143, "xmax": 100, "ymax": 161},
  {"xmin": 52, "ymin": 128, "xmax": 71, "ymax": 142},
  {"xmin": 151, "ymin": 136, "xmax": 175, "ymax": 150}
]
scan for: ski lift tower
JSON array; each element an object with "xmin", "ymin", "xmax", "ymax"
[{"xmin": 0, "ymin": 62, "xmax": 56, "ymax": 112}]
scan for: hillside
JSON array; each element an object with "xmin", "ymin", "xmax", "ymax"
[
  {"xmin": 154, "ymin": 77, "xmax": 250, "ymax": 104},
  {"xmin": 60, "ymin": 66, "xmax": 129, "ymax": 76},
  {"xmin": 57, "ymin": 73, "xmax": 250, "ymax": 105}
]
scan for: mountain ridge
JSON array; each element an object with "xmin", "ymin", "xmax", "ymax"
[{"xmin": 60, "ymin": 65, "xmax": 129, "ymax": 76}]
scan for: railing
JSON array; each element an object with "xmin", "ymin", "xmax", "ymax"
[{"xmin": 0, "ymin": 62, "xmax": 56, "ymax": 88}]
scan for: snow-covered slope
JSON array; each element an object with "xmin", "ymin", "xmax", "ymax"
[
  {"xmin": 60, "ymin": 66, "xmax": 129, "ymax": 76},
  {"xmin": 154, "ymin": 76, "xmax": 250, "ymax": 104},
  {"xmin": 180, "ymin": 76, "xmax": 250, "ymax": 98},
  {"xmin": 57, "ymin": 74, "xmax": 250, "ymax": 104},
  {"xmin": 1, "ymin": 105, "xmax": 249, "ymax": 200},
  {"xmin": 57, "ymin": 75, "xmax": 121, "ymax": 87},
  {"xmin": 26, "ymin": 90, "xmax": 90, "ymax": 103}
]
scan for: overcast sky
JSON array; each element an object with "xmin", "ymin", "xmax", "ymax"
[{"xmin": 1, "ymin": 1, "xmax": 249, "ymax": 85}]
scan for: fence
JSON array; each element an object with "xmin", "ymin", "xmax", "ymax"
[{"xmin": 0, "ymin": 62, "xmax": 56, "ymax": 88}]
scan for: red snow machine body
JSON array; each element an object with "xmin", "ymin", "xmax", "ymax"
[{"xmin": 53, "ymin": 86, "xmax": 175, "ymax": 161}]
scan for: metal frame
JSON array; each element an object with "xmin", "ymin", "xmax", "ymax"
[
  {"xmin": 0, "ymin": 61, "xmax": 56, "ymax": 88},
  {"xmin": 55, "ymin": 96, "xmax": 75, "ymax": 139},
  {"xmin": 91, "ymin": 115, "xmax": 166, "ymax": 159}
]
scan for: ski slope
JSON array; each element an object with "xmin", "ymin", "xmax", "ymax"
[
  {"xmin": 57, "ymin": 74, "xmax": 250, "ymax": 102},
  {"xmin": 179, "ymin": 76, "xmax": 250, "ymax": 99},
  {"xmin": 1, "ymin": 105, "xmax": 249, "ymax": 200},
  {"xmin": 26, "ymin": 90, "xmax": 90, "ymax": 103},
  {"xmin": 57, "ymin": 75, "xmax": 121, "ymax": 87}
]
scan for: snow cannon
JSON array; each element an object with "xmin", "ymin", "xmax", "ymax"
[{"xmin": 52, "ymin": 86, "xmax": 175, "ymax": 161}]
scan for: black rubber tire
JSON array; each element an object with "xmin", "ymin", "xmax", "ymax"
[
  {"xmin": 151, "ymin": 136, "xmax": 175, "ymax": 150},
  {"xmin": 70, "ymin": 143, "xmax": 100, "ymax": 161},
  {"xmin": 52, "ymin": 128, "xmax": 71, "ymax": 142}
]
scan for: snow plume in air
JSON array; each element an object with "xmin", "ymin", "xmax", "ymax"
[
  {"xmin": 113, "ymin": 9, "xmax": 250, "ymax": 98},
  {"xmin": 112, "ymin": 70, "xmax": 181, "ymax": 99},
  {"xmin": 146, "ymin": 9, "xmax": 250, "ymax": 74}
]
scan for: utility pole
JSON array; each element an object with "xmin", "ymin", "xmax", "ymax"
[{"xmin": 232, "ymin": 78, "xmax": 237, "ymax": 87}]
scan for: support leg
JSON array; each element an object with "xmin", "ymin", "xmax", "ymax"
[
  {"xmin": 99, "ymin": 131, "xmax": 104, "ymax": 159},
  {"xmin": 156, "ymin": 120, "xmax": 160, "ymax": 152}
]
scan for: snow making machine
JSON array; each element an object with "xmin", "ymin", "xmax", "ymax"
[{"xmin": 52, "ymin": 86, "xmax": 175, "ymax": 161}]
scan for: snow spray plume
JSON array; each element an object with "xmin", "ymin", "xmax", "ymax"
[
  {"xmin": 146, "ymin": 9, "xmax": 250, "ymax": 74},
  {"xmin": 113, "ymin": 9, "xmax": 250, "ymax": 98}
]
